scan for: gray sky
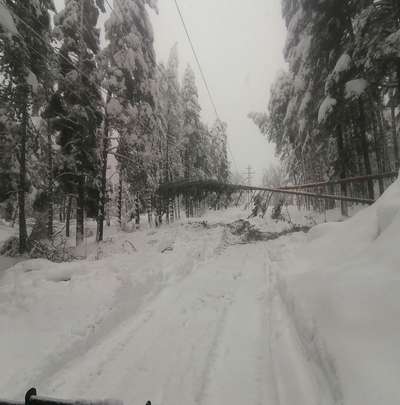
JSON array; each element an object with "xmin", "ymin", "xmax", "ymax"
[
  {"xmin": 54, "ymin": 0, "xmax": 287, "ymax": 184},
  {"xmin": 152, "ymin": 0, "xmax": 286, "ymax": 183}
]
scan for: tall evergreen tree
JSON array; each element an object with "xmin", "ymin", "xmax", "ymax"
[
  {"xmin": 162, "ymin": 44, "xmax": 183, "ymax": 182},
  {"xmin": 209, "ymin": 119, "xmax": 229, "ymax": 182},
  {"xmin": 254, "ymin": 0, "xmax": 400, "ymax": 200},
  {"xmin": 0, "ymin": 0, "xmax": 55, "ymax": 252},
  {"xmin": 50, "ymin": 0, "xmax": 105, "ymax": 246},
  {"xmin": 181, "ymin": 64, "xmax": 202, "ymax": 179},
  {"xmin": 98, "ymin": 0, "xmax": 157, "ymax": 238}
]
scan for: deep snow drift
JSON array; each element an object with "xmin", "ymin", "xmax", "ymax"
[
  {"xmin": 0, "ymin": 182, "xmax": 399, "ymax": 405},
  {"xmin": 275, "ymin": 176, "xmax": 400, "ymax": 405}
]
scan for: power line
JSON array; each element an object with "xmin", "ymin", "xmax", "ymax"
[
  {"xmin": 172, "ymin": 0, "xmax": 240, "ymax": 175},
  {"xmin": 104, "ymin": 0, "xmax": 241, "ymax": 176},
  {"xmin": 173, "ymin": 0, "xmax": 218, "ymax": 119}
]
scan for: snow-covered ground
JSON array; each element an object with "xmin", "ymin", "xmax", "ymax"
[
  {"xmin": 0, "ymin": 183, "xmax": 399, "ymax": 405},
  {"xmin": 276, "ymin": 178, "xmax": 400, "ymax": 405}
]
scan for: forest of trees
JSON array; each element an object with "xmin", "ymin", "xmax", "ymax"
[
  {"xmin": 252, "ymin": 0, "xmax": 400, "ymax": 194},
  {"xmin": 0, "ymin": 0, "xmax": 229, "ymax": 253}
]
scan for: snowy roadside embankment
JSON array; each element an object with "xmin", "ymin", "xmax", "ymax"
[
  {"xmin": 273, "ymin": 177, "xmax": 400, "ymax": 405},
  {"xmin": 0, "ymin": 221, "xmax": 224, "ymax": 398}
]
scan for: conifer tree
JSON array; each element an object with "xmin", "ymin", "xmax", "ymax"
[
  {"xmin": 163, "ymin": 44, "xmax": 183, "ymax": 182},
  {"xmin": 50, "ymin": 0, "xmax": 105, "ymax": 246},
  {"xmin": 209, "ymin": 119, "xmax": 229, "ymax": 182},
  {"xmin": 181, "ymin": 64, "xmax": 202, "ymax": 179},
  {"xmin": 0, "ymin": 0, "xmax": 55, "ymax": 252},
  {"xmin": 99, "ymin": 0, "xmax": 157, "ymax": 236},
  {"xmin": 254, "ymin": 0, "xmax": 400, "ymax": 198}
]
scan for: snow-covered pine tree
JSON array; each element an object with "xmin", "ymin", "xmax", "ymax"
[
  {"xmin": 350, "ymin": 0, "xmax": 400, "ymax": 172},
  {"xmin": 256, "ymin": 0, "xmax": 392, "ymax": 198},
  {"xmin": 181, "ymin": 64, "xmax": 202, "ymax": 179},
  {"xmin": 163, "ymin": 44, "xmax": 183, "ymax": 183},
  {"xmin": 315, "ymin": 1, "xmax": 400, "ymax": 198},
  {"xmin": 50, "ymin": 0, "xmax": 105, "ymax": 246},
  {"xmin": 100, "ymin": 0, "xmax": 158, "ymax": 236},
  {"xmin": 209, "ymin": 119, "xmax": 229, "ymax": 182},
  {"xmin": 250, "ymin": 70, "xmax": 296, "ymax": 178},
  {"xmin": 0, "ymin": 0, "xmax": 55, "ymax": 252}
]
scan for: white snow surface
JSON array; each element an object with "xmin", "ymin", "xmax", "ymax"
[
  {"xmin": 280, "ymin": 177, "xmax": 400, "ymax": 405},
  {"xmin": 318, "ymin": 96, "xmax": 337, "ymax": 123},
  {"xmin": 0, "ymin": 3, "xmax": 18, "ymax": 36},
  {"xmin": 0, "ymin": 182, "xmax": 400, "ymax": 405},
  {"xmin": 333, "ymin": 54, "xmax": 352, "ymax": 77},
  {"xmin": 345, "ymin": 79, "xmax": 368, "ymax": 100}
]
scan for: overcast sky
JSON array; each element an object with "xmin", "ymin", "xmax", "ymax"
[
  {"xmin": 152, "ymin": 0, "xmax": 286, "ymax": 183},
  {"xmin": 54, "ymin": 0, "xmax": 287, "ymax": 184}
]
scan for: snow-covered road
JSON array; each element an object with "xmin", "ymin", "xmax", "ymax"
[
  {"xmin": 5, "ymin": 194, "xmax": 400, "ymax": 405},
  {"xmin": 40, "ymin": 239, "xmax": 325, "ymax": 405}
]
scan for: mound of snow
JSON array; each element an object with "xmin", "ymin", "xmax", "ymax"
[{"xmin": 280, "ymin": 176, "xmax": 400, "ymax": 405}]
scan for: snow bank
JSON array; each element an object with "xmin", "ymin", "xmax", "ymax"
[{"xmin": 278, "ymin": 176, "xmax": 400, "ymax": 405}]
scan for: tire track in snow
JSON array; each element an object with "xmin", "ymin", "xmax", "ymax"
[
  {"xmin": 266, "ymin": 248, "xmax": 341, "ymax": 405},
  {"xmin": 194, "ymin": 305, "xmax": 229, "ymax": 405},
  {"xmin": 200, "ymin": 244, "xmax": 280, "ymax": 405},
  {"xmin": 44, "ymin": 240, "xmax": 243, "ymax": 405},
  {"xmin": 40, "ymin": 223, "xmax": 334, "ymax": 405},
  {"xmin": 26, "ymin": 224, "xmax": 226, "ymax": 399}
]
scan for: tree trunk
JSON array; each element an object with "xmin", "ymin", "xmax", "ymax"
[
  {"xmin": 371, "ymin": 110, "xmax": 385, "ymax": 195},
  {"xmin": 377, "ymin": 107, "xmax": 391, "ymax": 172},
  {"xmin": 135, "ymin": 193, "xmax": 140, "ymax": 225},
  {"xmin": 18, "ymin": 96, "xmax": 28, "ymax": 253},
  {"xmin": 76, "ymin": 176, "xmax": 85, "ymax": 246},
  {"xmin": 157, "ymin": 195, "xmax": 162, "ymax": 226},
  {"xmin": 96, "ymin": 113, "xmax": 110, "ymax": 242},
  {"xmin": 118, "ymin": 170, "xmax": 123, "ymax": 227},
  {"xmin": 66, "ymin": 195, "xmax": 72, "ymax": 237},
  {"xmin": 164, "ymin": 195, "xmax": 169, "ymax": 224},
  {"xmin": 47, "ymin": 128, "xmax": 54, "ymax": 239},
  {"xmin": 147, "ymin": 192, "xmax": 152, "ymax": 226},
  {"xmin": 169, "ymin": 197, "xmax": 174, "ymax": 223},
  {"xmin": 358, "ymin": 101, "xmax": 374, "ymax": 199},
  {"xmin": 391, "ymin": 104, "xmax": 399, "ymax": 170},
  {"xmin": 336, "ymin": 123, "xmax": 348, "ymax": 216},
  {"xmin": 59, "ymin": 197, "xmax": 65, "ymax": 223},
  {"xmin": 185, "ymin": 194, "xmax": 189, "ymax": 218}
]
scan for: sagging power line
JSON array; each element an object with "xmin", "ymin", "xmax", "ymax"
[{"xmin": 172, "ymin": 0, "xmax": 240, "ymax": 175}]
